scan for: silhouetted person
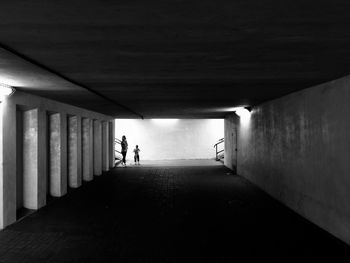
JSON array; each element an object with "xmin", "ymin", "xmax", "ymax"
[
  {"xmin": 121, "ymin": 135, "xmax": 128, "ymax": 167},
  {"xmin": 133, "ymin": 145, "xmax": 140, "ymax": 165}
]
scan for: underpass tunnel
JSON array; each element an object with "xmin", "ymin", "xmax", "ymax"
[{"xmin": 0, "ymin": 1, "xmax": 350, "ymax": 260}]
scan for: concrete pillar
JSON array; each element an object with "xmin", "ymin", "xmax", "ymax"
[
  {"xmin": 22, "ymin": 108, "xmax": 46, "ymax": 210},
  {"xmin": 48, "ymin": 113, "xmax": 67, "ymax": 197},
  {"xmin": 102, "ymin": 121, "xmax": 109, "ymax": 172},
  {"xmin": 0, "ymin": 104, "xmax": 3, "ymax": 228},
  {"xmin": 224, "ymin": 114, "xmax": 238, "ymax": 174},
  {"xmin": 68, "ymin": 116, "xmax": 82, "ymax": 188},
  {"xmin": 38, "ymin": 109, "xmax": 47, "ymax": 206},
  {"xmin": 0, "ymin": 99, "xmax": 17, "ymax": 228},
  {"xmin": 93, "ymin": 120, "xmax": 102, "ymax": 176},
  {"xmin": 108, "ymin": 120, "xmax": 115, "ymax": 168},
  {"xmin": 16, "ymin": 109, "xmax": 23, "ymax": 210},
  {"xmin": 82, "ymin": 118, "xmax": 94, "ymax": 181}
]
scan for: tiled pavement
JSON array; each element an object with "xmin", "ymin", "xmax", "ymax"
[{"xmin": 0, "ymin": 160, "xmax": 349, "ymax": 262}]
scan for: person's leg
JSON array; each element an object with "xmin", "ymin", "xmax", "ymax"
[
  {"xmin": 134, "ymin": 155, "xmax": 136, "ymax": 164},
  {"xmin": 122, "ymin": 152, "xmax": 126, "ymax": 165},
  {"xmin": 137, "ymin": 155, "xmax": 140, "ymax": 164}
]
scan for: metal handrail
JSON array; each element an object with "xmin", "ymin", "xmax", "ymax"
[
  {"xmin": 213, "ymin": 138, "xmax": 224, "ymax": 147},
  {"xmin": 114, "ymin": 138, "xmax": 122, "ymax": 161},
  {"xmin": 214, "ymin": 138, "xmax": 224, "ymax": 161}
]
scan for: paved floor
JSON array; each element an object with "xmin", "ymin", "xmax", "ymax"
[{"xmin": 1, "ymin": 160, "xmax": 349, "ymax": 262}]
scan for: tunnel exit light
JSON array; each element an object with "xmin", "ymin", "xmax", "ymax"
[
  {"xmin": 151, "ymin": 119, "xmax": 179, "ymax": 125},
  {"xmin": 0, "ymin": 83, "xmax": 15, "ymax": 102}
]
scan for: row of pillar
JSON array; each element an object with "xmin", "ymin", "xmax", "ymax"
[
  {"xmin": 21, "ymin": 109, "xmax": 115, "ymax": 209},
  {"xmin": 0, "ymin": 91, "xmax": 115, "ymax": 229}
]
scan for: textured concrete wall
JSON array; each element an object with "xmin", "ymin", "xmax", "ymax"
[
  {"xmin": 224, "ymin": 115, "xmax": 238, "ymax": 173},
  {"xmin": 231, "ymin": 75, "xmax": 350, "ymax": 245}
]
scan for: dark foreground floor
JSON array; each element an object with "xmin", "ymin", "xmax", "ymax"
[{"xmin": 1, "ymin": 160, "xmax": 349, "ymax": 262}]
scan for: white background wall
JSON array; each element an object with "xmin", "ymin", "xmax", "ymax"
[{"xmin": 115, "ymin": 119, "xmax": 224, "ymax": 160}]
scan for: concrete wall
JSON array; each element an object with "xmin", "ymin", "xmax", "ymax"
[
  {"xmin": 0, "ymin": 90, "xmax": 114, "ymax": 229},
  {"xmin": 224, "ymin": 75, "xmax": 350, "ymax": 245},
  {"xmin": 224, "ymin": 114, "xmax": 238, "ymax": 173},
  {"xmin": 115, "ymin": 119, "xmax": 224, "ymax": 160}
]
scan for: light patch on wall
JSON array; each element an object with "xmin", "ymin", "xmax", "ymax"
[
  {"xmin": 214, "ymin": 106, "xmax": 249, "ymax": 112},
  {"xmin": 0, "ymin": 92, "xmax": 2, "ymax": 228},
  {"xmin": 0, "ymin": 76, "xmax": 23, "ymax": 89},
  {"xmin": 0, "ymin": 83, "xmax": 15, "ymax": 102},
  {"xmin": 151, "ymin": 119, "xmax": 179, "ymax": 125},
  {"xmin": 234, "ymin": 108, "xmax": 251, "ymax": 126}
]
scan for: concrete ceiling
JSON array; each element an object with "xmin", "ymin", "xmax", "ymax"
[{"xmin": 1, "ymin": 0, "xmax": 350, "ymax": 118}]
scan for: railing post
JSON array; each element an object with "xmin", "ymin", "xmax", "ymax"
[{"xmin": 214, "ymin": 138, "xmax": 224, "ymax": 161}]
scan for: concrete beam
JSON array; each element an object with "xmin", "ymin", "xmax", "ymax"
[
  {"xmin": 68, "ymin": 116, "xmax": 82, "ymax": 188},
  {"xmin": 48, "ymin": 113, "xmax": 67, "ymax": 197}
]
